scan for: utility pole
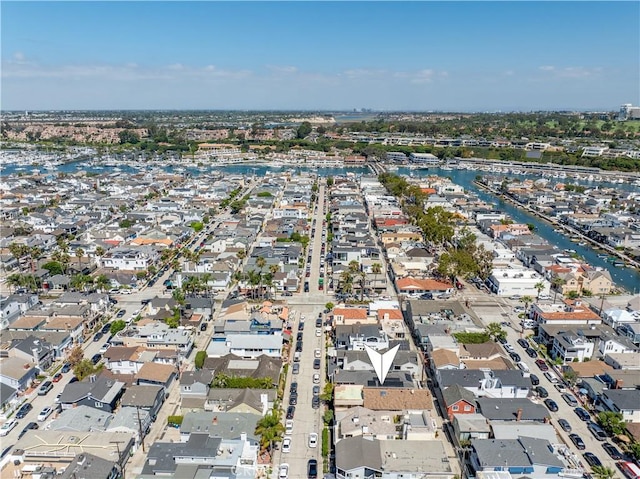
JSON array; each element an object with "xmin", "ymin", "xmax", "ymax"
[
  {"xmin": 137, "ymin": 406, "xmax": 146, "ymax": 452},
  {"xmin": 110, "ymin": 440, "xmax": 125, "ymax": 479}
]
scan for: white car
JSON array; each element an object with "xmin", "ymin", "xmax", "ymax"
[
  {"xmin": 282, "ymin": 436, "xmax": 291, "ymax": 453},
  {"xmin": 278, "ymin": 463, "xmax": 289, "ymax": 479},
  {"xmin": 314, "ymin": 349, "xmax": 321, "ymax": 358},
  {"xmin": 315, "ymin": 329, "xmax": 322, "ymax": 337},
  {"xmin": 313, "ymin": 374, "xmax": 320, "ymax": 384},
  {"xmin": 308, "ymin": 432, "xmax": 318, "ymax": 448},
  {"xmin": 285, "ymin": 419, "xmax": 294, "ymax": 434},
  {"xmin": 538, "ymin": 294, "xmax": 552, "ymax": 300},
  {"xmin": 37, "ymin": 407, "xmax": 53, "ymax": 422},
  {"xmin": 99, "ymin": 343, "xmax": 110, "ymax": 354},
  {"xmin": 55, "ymin": 393, "xmax": 62, "ymax": 404},
  {"xmin": 0, "ymin": 419, "xmax": 18, "ymax": 436}
]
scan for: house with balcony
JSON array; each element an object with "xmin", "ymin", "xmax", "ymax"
[
  {"xmin": 599, "ymin": 389, "xmax": 640, "ymax": 423},
  {"xmin": 530, "ymin": 299, "xmax": 602, "ymax": 326},
  {"xmin": 487, "ymin": 268, "xmax": 547, "ymax": 297},
  {"xmin": 0, "ymin": 356, "xmax": 37, "ymax": 392},
  {"xmin": 435, "ymin": 369, "xmax": 533, "ymax": 399},
  {"xmin": 551, "ymin": 331, "xmax": 595, "ymax": 363},
  {"xmin": 335, "ymin": 324, "xmax": 389, "ymax": 351}
]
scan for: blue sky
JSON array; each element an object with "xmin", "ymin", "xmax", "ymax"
[{"xmin": 2, "ymin": 1, "xmax": 639, "ymax": 111}]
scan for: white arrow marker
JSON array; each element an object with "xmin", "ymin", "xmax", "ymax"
[{"xmin": 365, "ymin": 344, "xmax": 400, "ymax": 385}]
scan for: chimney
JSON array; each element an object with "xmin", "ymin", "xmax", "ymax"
[
  {"xmin": 77, "ymin": 454, "xmax": 86, "ymax": 466},
  {"xmin": 212, "ymin": 416, "xmax": 218, "ymax": 425},
  {"xmin": 89, "ymin": 374, "xmax": 97, "ymax": 383},
  {"xmin": 615, "ymin": 379, "xmax": 624, "ymax": 389},
  {"xmin": 516, "ymin": 408, "xmax": 523, "ymax": 422}
]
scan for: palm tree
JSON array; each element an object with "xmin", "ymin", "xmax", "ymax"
[
  {"xmin": 255, "ymin": 410, "xmax": 284, "ymax": 453},
  {"xmin": 8, "ymin": 243, "xmax": 29, "ymax": 271},
  {"xmin": 256, "ymin": 256, "xmax": 267, "ymax": 300},
  {"xmin": 371, "ymin": 263, "xmax": 382, "ymax": 295},
  {"xmin": 52, "ymin": 250, "xmax": 70, "ymax": 275},
  {"xmin": 247, "ymin": 270, "xmax": 261, "ymax": 300},
  {"xmin": 6, "ymin": 273, "xmax": 24, "ymax": 292},
  {"xmin": 94, "ymin": 274, "xmax": 111, "ymax": 293},
  {"xmin": 551, "ymin": 277, "xmax": 566, "ymax": 302},
  {"xmin": 201, "ymin": 273, "xmax": 212, "ymax": 297},
  {"xmin": 339, "ymin": 270, "xmax": 354, "ymax": 296},
  {"xmin": 28, "ymin": 247, "xmax": 42, "ymax": 272},
  {"xmin": 592, "ymin": 466, "xmax": 615, "ymax": 479},
  {"xmin": 75, "ymin": 248, "xmax": 85, "ymax": 272},
  {"xmin": 357, "ymin": 270, "xmax": 367, "ymax": 301},
  {"xmin": 534, "ymin": 281, "xmax": 545, "ymax": 300},
  {"xmin": 520, "ymin": 295, "xmax": 533, "ymax": 314},
  {"xmin": 269, "ymin": 264, "xmax": 279, "ymax": 300},
  {"xmin": 236, "ymin": 249, "xmax": 247, "ymax": 261}
]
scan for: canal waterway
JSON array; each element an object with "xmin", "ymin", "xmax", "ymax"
[{"xmin": 396, "ymin": 167, "xmax": 640, "ymax": 294}]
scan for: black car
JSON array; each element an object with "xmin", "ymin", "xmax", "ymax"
[
  {"xmin": 91, "ymin": 353, "xmax": 102, "ymax": 365},
  {"xmin": 509, "ymin": 352, "xmax": 521, "ymax": 362},
  {"xmin": 289, "ymin": 393, "xmax": 298, "ymax": 406},
  {"xmin": 517, "ymin": 338, "xmax": 529, "ymax": 348},
  {"xmin": 295, "ymin": 343, "xmax": 303, "ymax": 352},
  {"xmin": 536, "ymin": 386, "xmax": 549, "ymax": 398},
  {"xmin": 307, "ymin": 459, "xmax": 318, "ymax": 479},
  {"xmin": 101, "ymin": 323, "xmax": 111, "ymax": 334},
  {"xmin": 312, "ymin": 396, "xmax": 320, "ymax": 409},
  {"xmin": 116, "ymin": 309, "xmax": 126, "ymax": 318},
  {"xmin": 315, "ymin": 318, "xmax": 322, "ymax": 328},
  {"xmin": 569, "ymin": 433, "xmax": 586, "ymax": 450},
  {"xmin": 18, "ymin": 422, "xmax": 38, "ymax": 439},
  {"xmin": 525, "ymin": 348, "xmax": 538, "ymax": 358},
  {"xmin": 544, "ymin": 398, "xmax": 559, "ymax": 412},
  {"xmin": 286, "ymin": 406, "xmax": 295, "ymax": 420},
  {"xmin": 558, "ymin": 419, "xmax": 572, "ymax": 432},
  {"xmin": 298, "ymin": 322, "xmax": 304, "ymax": 331},
  {"xmin": 312, "ymin": 385, "xmax": 320, "ymax": 396},
  {"xmin": 296, "ymin": 332, "xmax": 303, "ymax": 341},
  {"xmin": 602, "ymin": 442, "xmax": 623, "ymax": 460},
  {"xmin": 313, "ymin": 358, "xmax": 321, "ymax": 370},
  {"xmin": 574, "ymin": 407, "xmax": 590, "ymax": 421},
  {"xmin": 61, "ymin": 363, "xmax": 71, "ymax": 373},
  {"xmin": 16, "ymin": 403, "xmax": 33, "ymax": 419},
  {"xmin": 529, "ymin": 374, "xmax": 540, "ymax": 386},
  {"xmin": 290, "ymin": 382, "xmax": 298, "ymax": 394},
  {"xmin": 583, "ymin": 452, "xmax": 602, "ymax": 468},
  {"xmin": 69, "ymin": 376, "xmax": 79, "ymax": 383},
  {"xmin": 93, "ymin": 332, "xmax": 103, "ymax": 342},
  {"xmin": 497, "ymin": 336, "xmax": 507, "ymax": 344}
]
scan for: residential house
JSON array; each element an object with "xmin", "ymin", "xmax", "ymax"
[
  {"xmin": 442, "ymin": 384, "xmax": 477, "ymax": 421},
  {"xmin": 600, "ymin": 389, "xmax": 640, "ymax": 422},
  {"xmin": 0, "ymin": 356, "xmax": 37, "ymax": 392},
  {"xmin": 136, "ymin": 362, "xmax": 177, "ymax": 391},
  {"xmin": 180, "ymin": 370, "xmax": 214, "ymax": 409},
  {"xmin": 120, "ymin": 384, "xmax": 166, "ymax": 420},
  {"xmin": 59, "ymin": 375, "xmax": 125, "ymax": 413}
]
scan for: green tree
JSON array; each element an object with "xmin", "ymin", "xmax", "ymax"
[
  {"xmin": 190, "ymin": 221, "xmax": 204, "ymax": 232},
  {"xmin": 110, "ymin": 320, "xmax": 126, "ymax": 335},
  {"xmin": 94, "ymin": 274, "xmax": 111, "ymax": 292},
  {"xmin": 597, "ymin": 411, "xmax": 626, "ymax": 436},
  {"xmin": 42, "ymin": 261, "xmax": 63, "ymax": 276},
  {"xmin": 165, "ymin": 308, "xmax": 181, "ymax": 328},
  {"xmin": 552, "ymin": 277, "xmax": 565, "ymax": 302},
  {"xmin": 296, "ymin": 121, "xmax": 312, "ymax": 139},
  {"xmin": 371, "ymin": 263, "xmax": 382, "ymax": 294},
  {"xmin": 194, "ymin": 351, "xmax": 207, "ymax": 369},
  {"xmin": 73, "ymin": 358, "xmax": 100, "ymax": 381},
  {"xmin": 325, "ymin": 302, "xmax": 335, "ymax": 312},
  {"xmin": 256, "ymin": 256, "xmax": 267, "ymax": 300},
  {"xmin": 319, "ymin": 382, "xmax": 334, "ymax": 403},
  {"xmin": 534, "ymin": 282, "xmax": 545, "ymax": 299},
  {"xmin": 119, "ymin": 129, "xmax": 140, "ymax": 144},
  {"xmin": 485, "ymin": 322, "xmax": 507, "ymax": 342},
  {"xmin": 521, "ymin": 296, "xmax": 533, "ymax": 313},
  {"xmin": 255, "ymin": 410, "xmax": 285, "ymax": 452},
  {"xmin": 592, "ymin": 466, "xmax": 615, "ymax": 479}
]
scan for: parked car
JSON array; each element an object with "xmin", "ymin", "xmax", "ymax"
[
  {"xmin": 602, "ymin": 442, "xmax": 623, "ymax": 460},
  {"xmin": 93, "ymin": 332, "xmax": 103, "ymax": 342},
  {"xmin": 544, "ymin": 398, "xmax": 559, "ymax": 412},
  {"xmin": 315, "ymin": 318, "xmax": 322, "ymax": 328},
  {"xmin": 292, "ymin": 364, "xmax": 300, "ymax": 375},
  {"xmin": 308, "ymin": 432, "xmax": 318, "ymax": 448},
  {"xmin": 558, "ymin": 419, "xmax": 572, "ymax": 432},
  {"xmin": 525, "ymin": 348, "xmax": 538, "ymax": 358},
  {"xmin": 313, "ymin": 374, "xmax": 320, "ymax": 384},
  {"xmin": 569, "ymin": 433, "xmax": 586, "ymax": 450},
  {"xmin": 313, "ymin": 385, "xmax": 320, "ymax": 396},
  {"xmin": 509, "ymin": 352, "xmax": 521, "ymax": 362},
  {"xmin": 289, "ymin": 393, "xmax": 297, "ymax": 406},
  {"xmin": 116, "ymin": 310, "xmax": 126, "ymax": 318},
  {"xmin": 101, "ymin": 323, "xmax": 112, "ymax": 334},
  {"xmin": 290, "ymin": 382, "xmax": 298, "ymax": 394},
  {"xmin": 529, "ymin": 374, "xmax": 540, "ymax": 386},
  {"xmin": 313, "ymin": 358, "xmax": 321, "ymax": 369},
  {"xmin": 583, "ymin": 452, "xmax": 602, "ymax": 468},
  {"xmin": 278, "ymin": 463, "xmax": 289, "ymax": 479},
  {"xmin": 535, "ymin": 359, "xmax": 549, "ymax": 371},
  {"xmin": 587, "ymin": 421, "xmax": 608, "ymax": 441},
  {"xmin": 91, "ymin": 353, "xmax": 102, "ymax": 365},
  {"xmin": 0, "ymin": 419, "xmax": 18, "ymax": 436},
  {"xmin": 18, "ymin": 422, "xmax": 38, "ymax": 439},
  {"xmin": 307, "ymin": 459, "xmax": 318, "ymax": 479},
  {"xmin": 312, "ymin": 396, "xmax": 320, "ymax": 409},
  {"xmin": 282, "ymin": 436, "xmax": 291, "ymax": 453},
  {"xmin": 286, "ymin": 406, "xmax": 295, "ymax": 420},
  {"xmin": 536, "ymin": 386, "xmax": 549, "ymax": 398},
  {"xmin": 52, "ymin": 373, "xmax": 63, "ymax": 383},
  {"xmin": 61, "ymin": 363, "xmax": 71, "ymax": 373},
  {"xmin": 574, "ymin": 407, "xmax": 590, "ymax": 421},
  {"xmin": 285, "ymin": 420, "xmax": 294, "ymax": 435},
  {"xmin": 562, "ymin": 393, "xmax": 578, "ymax": 407},
  {"xmin": 37, "ymin": 407, "xmax": 53, "ymax": 422},
  {"xmin": 38, "ymin": 381, "xmax": 53, "ymax": 396},
  {"xmin": 517, "ymin": 338, "xmax": 529, "ymax": 348}
]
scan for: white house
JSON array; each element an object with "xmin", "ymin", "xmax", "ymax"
[
  {"xmin": 551, "ymin": 332, "xmax": 594, "ymax": 363},
  {"xmin": 487, "ymin": 268, "xmax": 546, "ymax": 297}
]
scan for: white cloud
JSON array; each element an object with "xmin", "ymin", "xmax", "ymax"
[
  {"xmin": 539, "ymin": 65, "xmax": 555, "ymax": 71},
  {"xmin": 266, "ymin": 65, "xmax": 298, "ymax": 74}
]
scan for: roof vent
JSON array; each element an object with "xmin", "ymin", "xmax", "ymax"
[{"xmin": 77, "ymin": 454, "xmax": 86, "ymax": 466}]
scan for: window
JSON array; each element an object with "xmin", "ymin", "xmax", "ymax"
[
  {"xmin": 95, "ymin": 401, "xmax": 103, "ymax": 408},
  {"xmin": 452, "ymin": 405, "xmax": 459, "ymax": 411},
  {"xmin": 464, "ymin": 405, "xmax": 472, "ymax": 412},
  {"xmin": 184, "ymin": 386, "xmax": 191, "ymax": 391}
]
